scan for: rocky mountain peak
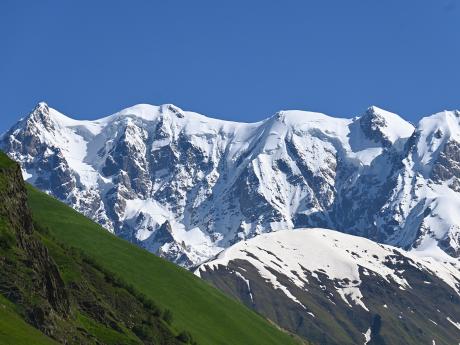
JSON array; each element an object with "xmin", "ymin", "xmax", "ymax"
[
  {"xmin": 164, "ymin": 104, "xmax": 185, "ymax": 118},
  {"xmin": 34, "ymin": 101, "xmax": 50, "ymax": 114},
  {"xmin": 358, "ymin": 106, "xmax": 414, "ymax": 146},
  {"xmin": 26, "ymin": 101, "xmax": 55, "ymax": 130}
]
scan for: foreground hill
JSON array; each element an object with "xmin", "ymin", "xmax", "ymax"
[
  {"xmin": 197, "ymin": 229, "xmax": 460, "ymax": 345},
  {"xmin": 0, "ymin": 152, "xmax": 193, "ymax": 344},
  {"xmin": 3, "ymin": 102, "xmax": 460, "ymax": 266},
  {"xmin": 0, "ymin": 152, "xmax": 302, "ymax": 345}
]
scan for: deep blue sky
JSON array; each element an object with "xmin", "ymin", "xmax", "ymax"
[{"xmin": 1, "ymin": 1, "xmax": 459, "ymax": 132}]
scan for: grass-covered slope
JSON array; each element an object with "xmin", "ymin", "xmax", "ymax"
[
  {"xmin": 0, "ymin": 296, "xmax": 58, "ymax": 345},
  {"xmin": 0, "ymin": 152, "xmax": 196, "ymax": 345},
  {"xmin": 27, "ymin": 185, "xmax": 303, "ymax": 345}
]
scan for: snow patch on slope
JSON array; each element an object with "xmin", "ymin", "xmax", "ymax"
[
  {"xmin": 416, "ymin": 110, "xmax": 460, "ymax": 169},
  {"xmin": 198, "ymin": 228, "xmax": 460, "ymax": 309}
]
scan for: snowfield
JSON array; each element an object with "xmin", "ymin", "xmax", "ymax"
[{"xmin": 2, "ymin": 102, "xmax": 460, "ymax": 269}]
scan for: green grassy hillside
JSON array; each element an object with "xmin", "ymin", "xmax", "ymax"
[
  {"xmin": 0, "ymin": 296, "xmax": 58, "ymax": 345},
  {"xmin": 1, "ymin": 152, "xmax": 198, "ymax": 345},
  {"xmin": 27, "ymin": 185, "xmax": 303, "ymax": 345}
]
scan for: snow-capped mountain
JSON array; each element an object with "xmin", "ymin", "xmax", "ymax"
[
  {"xmin": 2, "ymin": 102, "xmax": 460, "ymax": 266},
  {"xmin": 197, "ymin": 228, "xmax": 460, "ymax": 345}
]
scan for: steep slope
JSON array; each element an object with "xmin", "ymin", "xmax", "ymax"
[
  {"xmin": 0, "ymin": 295, "xmax": 59, "ymax": 345},
  {"xmin": 197, "ymin": 228, "xmax": 460, "ymax": 345},
  {"xmin": 0, "ymin": 152, "xmax": 303, "ymax": 345},
  {"xmin": 25, "ymin": 178, "xmax": 304, "ymax": 345},
  {"xmin": 377, "ymin": 110, "xmax": 460, "ymax": 259},
  {"xmin": 2, "ymin": 102, "xmax": 429, "ymax": 266},
  {"xmin": 0, "ymin": 152, "xmax": 198, "ymax": 345}
]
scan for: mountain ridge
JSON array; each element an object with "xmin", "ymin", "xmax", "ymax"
[
  {"xmin": 2, "ymin": 102, "xmax": 460, "ymax": 266},
  {"xmin": 197, "ymin": 228, "xmax": 460, "ymax": 345}
]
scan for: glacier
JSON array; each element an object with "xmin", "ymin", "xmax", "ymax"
[{"xmin": 2, "ymin": 102, "xmax": 460, "ymax": 267}]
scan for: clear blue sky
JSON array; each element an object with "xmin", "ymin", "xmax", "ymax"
[{"xmin": 1, "ymin": 0, "xmax": 459, "ymax": 132}]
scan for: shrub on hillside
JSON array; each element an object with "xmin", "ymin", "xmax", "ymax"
[{"xmin": 162, "ymin": 308, "xmax": 173, "ymax": 325}]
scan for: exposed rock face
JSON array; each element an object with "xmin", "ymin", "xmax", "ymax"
[
  {"xmin": 0, "ymin": 154, "xmax": 70, "ymax": 336},
  {"xmin": 5, "ymin": 104, "xmax": 76, "ymax": 200},
  {"xmin": 431, "ymin": 140, "xmax": 460, "ymax": 186},
  {"xmin": 3, "ymin": 102, "xmax": 460, "ymax": 266},
  {"xmin": 197, "ymin": 229, "xmax": 460, "ymax": 345}
]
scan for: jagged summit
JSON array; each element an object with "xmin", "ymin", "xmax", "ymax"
[
  {"xmin": 416, "ymin": 110, "xmax": 460, "ymax": 142},
  {"xmin": 2, "ymin": 102, "xmax": 460, "ymax": 266},
  {"xmin": 35, "ymin": 101, "xmax": 50, "ymax": 113},
  {"xmin": 22, "ymin": 101, "xmax": 413, "ymax": 131},
  {"xmin": 358, "ymin": 106, "xmax": 414, "ymax": 146}
]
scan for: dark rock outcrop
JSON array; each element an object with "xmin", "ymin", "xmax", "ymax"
[{"xmin": 0, "ymin": 156, "xmax": 70, "ymax": 337}]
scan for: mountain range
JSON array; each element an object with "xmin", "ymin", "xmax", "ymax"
[
  {"xmin": 2, "ymin": 102, "xmax": 460, "ymax": 266},
  {"xmin": 2, "ymin": 103, "xmax": 460, "ymax": 344}
]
